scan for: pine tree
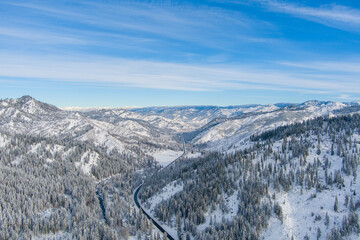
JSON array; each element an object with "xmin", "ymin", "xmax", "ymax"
[
  {"xmin": 325, "ymin": 212, "xmax": 330, "ymax": 227},
  {"xmin": 317, "ymin": 227, "xmax": 321, "ymax": 240},
  {"xmin": 334, "ymin": 196, "xmax": 339, "ymax": 212}
]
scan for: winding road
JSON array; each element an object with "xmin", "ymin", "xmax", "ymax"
[{"xmin": 134, "ymin": 139, "xmax": 186, "ymax": 240}]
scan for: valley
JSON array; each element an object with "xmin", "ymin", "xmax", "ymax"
[
  {"xmin": 2, "ymin": 1, "xmax": 360, "ymax": 239},
  {"xmin": 1, "ymin": 96, "xmax": 360, "ymax": 239}
]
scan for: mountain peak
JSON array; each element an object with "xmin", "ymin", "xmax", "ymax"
[
  {"xmin": 19, "ymin": 95, "xmax": 34, "ymax": 101},
  {"xmin": 14, "ymin": 95, "xmax": 61, "ymax": 115}
]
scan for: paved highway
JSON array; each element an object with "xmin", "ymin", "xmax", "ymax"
[{"xmin": 133, "ymin": 139, "xmax": 185, "ymax": 240}]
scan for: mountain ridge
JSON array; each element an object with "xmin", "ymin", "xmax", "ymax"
[{"xmin": 2, "ymin": 96, "xmax": 360, "ymax": 153}]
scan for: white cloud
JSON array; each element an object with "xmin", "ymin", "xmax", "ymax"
[
  {"xmin": 1, "ymin": 0, "xmax": 272, "ymax": 51},
  {"xmin": 0, "ymin": 27, "xmax": 87, "ymax": 45},
  {"xmin": 0, "ymin": 54, "xmax": 359, "ymax": 94},
  {"xmin": 262, "ymin": 0, "xmax": 360, "ymax": 31},
  {"xmin": 277, "ymin": 61, "xmax": 360, "ymax": 73},
  {"xmin": 1, "ymin": 0, "xmax": 359, "ymax": 98}
]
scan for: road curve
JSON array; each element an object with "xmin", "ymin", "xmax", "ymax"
[{"xmin": 134, "ymin": 139, "xmax": 186, "ymax": 240}]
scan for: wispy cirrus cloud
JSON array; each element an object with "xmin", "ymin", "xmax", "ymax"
[
  {"xmin": 277, "ymin": 61, "xmax": 360, "ymax": 74},
  {"xmin": 1, "ymin": 0, "xmax": 359, "ymax": 105},
  {"xmin": 0, "ymin": 54, "xmax": 359, "ymax": 94},
  {"xmin": 0, "ymin": 27, "xmax": 88, "ymax": 45},
  {"xmin": 1, "ymin": 0, "xmax": 269, "ymax": 52},
  {"xmin": 261, "ymin": 0, "xmax": 360, "ymax": 32}
]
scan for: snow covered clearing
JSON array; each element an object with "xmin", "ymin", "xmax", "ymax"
[
  {"xmin": 186, "ymin": 152, "xmax": 202, "ymax": 158},
  {"xmin": 74, "ymin": 150, "xmax": 99, "ymax": 175},
  {"xmin": 261, "ymin": 133, "xmax": 360, "ymax": 240},
  {"xmin": 198, "ymin": 190, "xmax": 239, "ymax": 231},
  {"xmin": 262, "ymin": 184, "xmax": 360, "ymax": 240},
  {"xmin": 32, "ymin": 232, "xmax": 71, "ymax": 240},
  {"xmin": 144, "ymin": 180, "xmax": 184, "ymax": 212},
  {"xmin": 0, "ymin": 133, "xmax": 9, "ymax": 148},
  {"xmin": 141, "ymin": 180, "xmax": 184, "ymax": 240},
  {"xmin": 11, "ymin": 156, "xmax": 23, "ymax": 166},
  {"xmin": 151, "ymin": 150, "xmax": 183, "ymax": 167}
]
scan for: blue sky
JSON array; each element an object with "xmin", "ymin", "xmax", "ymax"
[{"xmin": 0, "ymin": 0, "xmax": 359, "ymax": 107}]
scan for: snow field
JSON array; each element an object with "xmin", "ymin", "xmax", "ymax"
[
  {"xmin": 151, "ymin": 150, "xmax": 184, "ymax": 167},
  {"xmin": 262, "ymin": 134, "xmax": 360, "ymax": 240}
]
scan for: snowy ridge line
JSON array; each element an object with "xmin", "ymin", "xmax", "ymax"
[{"xmin": 133, "ymin": 137, "xmax": 186, "ymax": 240}]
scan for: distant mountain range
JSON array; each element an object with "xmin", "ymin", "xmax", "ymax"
[{"xmin": 2, "ymin": 96, "xmax": 360, "ymax": 154}]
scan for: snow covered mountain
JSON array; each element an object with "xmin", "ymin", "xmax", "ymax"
[
  {"xmin": 185, "ymin": 101, "xmax": 360, "ymax": 151},
  {"xmin": 0, "ymin": 96, "xmax": 180, "ymax": 156},
  {"xmin": 139, "ymin": 114, "xmax": 360, "ymax": 240},
  {"xmin": 75, "ymin": 104, "xmax": 291, "ymax": 133},
  {"xmin": 0, "ymin": 126, "xmax": 157, "ymax": 239},
  {"xmin": 2, "ymin": 96, "xmax": 360, "ymax": 155},
  {"xmin": 80, "ymin": 100, "xmax": 360, "ymax": 153},
  {"xmin": 129, "ymin": 104, "xmax": 288, "ymax": 132},
  {"xmin": 0, "ymin": 97, "xmax": 164, "ymax": 239},
  {"xmin": 2, "ymin": 96, "xmax": 360, "ymax": 240},
  {"xmin": 78, "ymin": 108, "xmax": 178, "ymax": 147}
]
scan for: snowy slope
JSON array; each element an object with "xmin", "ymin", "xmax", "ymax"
[
  {"xmin": 0, "ymin": 96, "xmax": 181, "ymax": 156},
  {"xmin": 3, "ymin": 96, "xmax": 360, "ymax": 168},
  {"xmin": 140, "ymin": 115, "xmax": 360, "ymax": 240},
  {"xmin": 191, "ymin": 101, "xmax": 360, "ymax": 151},
  {"xmin": 129, "ymin": 104, "xmax": 284, "ymax": 132},
  {"xmin": 66, "ymin": 108, "xmax": 181, "ymax": 149},
  {"xmin": 0, "ymin": 131, "xmax": 97, "ymax": 175},
  {"xmin": 80, "ymin": 104, "xmax": 291, "ymax": 134},
  {"xmin": 65, "ymin": 100, "xmax": 360, "ymax": 155},
  {"xmin": 260, "ymin": 134, "xmax": 360, "ymax": 240},
  {"xmin": 150, "ymin": 150, "xmax": 184, "ymax": 167}
]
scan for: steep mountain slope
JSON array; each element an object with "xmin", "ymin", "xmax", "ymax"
[
  {"xmin": 129, "ymin": 104, "xmax": 287, "ymax": 132},
  {"xmin": 0, "ymin": 131, "xmax": 124, "ymax": 239},
  {"xmin": 139, "ymin": 114, "xmax": 360, "ymax": 240},
  {"xmin": 0, "ymin": 96, "xmax": 175, "ymax": 240},
  {"xmin": 0, "ymin": 96, "xmax": 180, "ymax": 156},
  {"xmin": 188, "ymin": 101, "xmax": 360, "ymax": 151},
  {"xmin": 0, "ymin": 129, "xmax": 168, "ymax": 239},
  {"xmin": 76, "ymin": 104, "xmax": 291, "ymax": 134},
  {"xmin": 79, "ymin": 108, "xmax": 179, "ymax": 149},
  {"xmin": 0, "ymin": 96, "xmax": 119, "ymax": 149},
  {"xmin": 65, "ymin": 100, "xmax": 360, "ymax": 155}
]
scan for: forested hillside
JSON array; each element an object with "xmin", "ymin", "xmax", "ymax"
[
  {"xmin": 139, "ymin": 114, "xmax": 360, "ymax": 240},
  {"xmin": 2, "ymin": 96, "xmax": 360, "ymax": 240},
  {"xmin": 0, "ymin": 95, "xmax": 187, "ymax": 239},
  {"xmin": 0, "ymin": 131, "xmax": 161, "ymax": 239}
]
